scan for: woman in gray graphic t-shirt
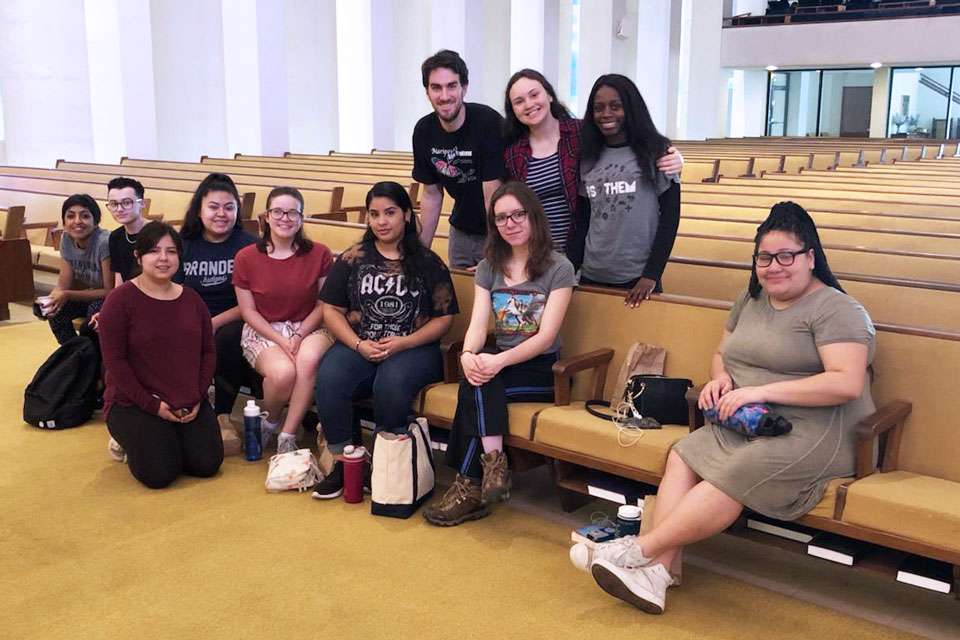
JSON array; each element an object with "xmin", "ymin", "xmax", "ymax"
[
  {"xmin": 578, "ymin": 74, "xmax": 681, "ymax": 308},
  {"xmin": 41, "ymin": 194, "xmax": 113, "ymax": 344},
  {"xmin": 423, "ymin": 182, "xmax": 575, "ymax": 527}
]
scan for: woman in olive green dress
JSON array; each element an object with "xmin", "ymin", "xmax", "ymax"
[{"xmin": 577, "ymin": 202, "xmax": 876, "ymax": 614}]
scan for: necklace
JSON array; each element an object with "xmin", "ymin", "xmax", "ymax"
[{"xmin": 124, "ymin": 229, "xmax": 137, "ymax": 245}]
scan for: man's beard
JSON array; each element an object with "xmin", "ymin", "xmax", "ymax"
[{"xmin": 436, "ymin": 100, "xmax": 463, "ymax": 123}]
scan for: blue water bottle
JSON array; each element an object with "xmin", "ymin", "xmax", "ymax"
[{"xmin": 243, "ymin": 399, "xmax": 263, "ymax": 461}]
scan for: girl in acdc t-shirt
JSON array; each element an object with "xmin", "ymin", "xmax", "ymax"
[
  {"xmin": 423, "ymin": 182, "xmax": 575, "ymax": 526},
  {"xmin": 311, "ymin": 181, "xmax": 459, "ymax": 499},
  {"xmin": 233, "ymin": 187, "xmax": 334, "ymax": 455}
]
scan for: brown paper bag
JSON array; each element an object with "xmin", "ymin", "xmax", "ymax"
[
  {"xmin": 610, "ymin": 342, "xmax": 667, "ymax": 405},
  {"xmin": 640, "ymin": 494, "xmax": 682, "ymax": 586},
  {"xmin": 315, "ymin": 428, "xmax": 337, "ymax": 477}
]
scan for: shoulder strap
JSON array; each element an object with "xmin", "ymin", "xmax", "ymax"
[{"xmin": 585, "ymin": 399, "xmax": 617, "ymax": 422}]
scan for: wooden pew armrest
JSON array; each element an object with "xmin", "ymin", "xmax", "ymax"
[
  {"xmin": 686, "ymin": 384, "xmax": 706, "ymax": 431},
  {"xmin": 440, "ymin": 339, "xmax": 464, "ymax": 383},
  {"xmin": 854, "ymin": 400, "xmax": 912, "ymax": 479},
  {"xmin": 22, "ymin": 222, "xmax": 59, "ymax": 247},
  {"xmin": 440, "ymin": 333, "xmax": 497, "ymax": 383},
  {"xmin": 552, "ymin": 348, "xmax": 614, "ymax": 406}
]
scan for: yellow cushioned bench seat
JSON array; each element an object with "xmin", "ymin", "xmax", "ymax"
[
  {"xmin": 840, "ymin": 470, "xmax": 960, "ymax": 553},
  {"xmin": 36, "ymin": 246, "xmax": 60, "ymax": 270},
  {"xmin": 804, "ymin": 476, "xmax": 849, "ymax": 520},
  {"xmin": 420, "ymin": 382, "xmax": 549, "ymax": 440},
  {"xmin": 532, "ymin": 402, "xmax": 690, "ymax": 477}
]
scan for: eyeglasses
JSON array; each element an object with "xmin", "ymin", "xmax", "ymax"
[
  {"xmin": 106, "ymin": 198, "xmax": 142, "ymax": 212},
  {"xmin": 493, "ymin": 210, "xmax": 528, "ymax": 226},
  {"xmin": 753, "ymin": 249, "xmax": 808, "ymax": 268},
  {"xmin": 267, "ymin": 208, "xmax": 303, "ymax": 221}
]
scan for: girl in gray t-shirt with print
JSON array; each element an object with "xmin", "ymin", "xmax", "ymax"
[
  {"xmin": 41, "ymin": 194, "xmax": 113, "ymax": 344},
  {"xmin": 578, "ymin": 74, "xmax": 680, "ymax": 308},
  {"xmin": 423, "ymin": 182, "xmax": 575, "ymax": 527}
]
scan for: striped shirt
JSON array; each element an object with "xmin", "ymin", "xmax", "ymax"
[{"xmin": 526, "ymin": 152, "xmax": 572, "ymax": 251}]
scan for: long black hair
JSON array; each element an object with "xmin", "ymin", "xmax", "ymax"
[
  {"xmin": 180, "ymin": 173, "xmax": 243, "ymax": 240},
  {"xmin": 502, "ymin": 69, "xmax": 572, "ymax": 144},
  {"xmin": 361, "ymin": 182, "xmax": 428, "ymax": 281},
  {"xmin": 748, "ymin": 201, "xmax": 844, "ymax": 298},
  {"xmin": 580, "ymin": 74, "xmax": 670, "ymax": 186}
]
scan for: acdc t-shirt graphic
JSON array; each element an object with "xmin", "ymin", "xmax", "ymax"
[{"xmin": 357, "ymin": 264, "xmax": 420, "ymax": 339}]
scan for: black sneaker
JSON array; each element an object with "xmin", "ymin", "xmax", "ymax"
[{"xmin": 311, "ymin": 461, "xmax": 344, "ymax": 499}]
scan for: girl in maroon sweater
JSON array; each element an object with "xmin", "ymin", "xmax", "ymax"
[{"xmin": 99, "ymin": 222, "xmax": 222, "ymax": 489}]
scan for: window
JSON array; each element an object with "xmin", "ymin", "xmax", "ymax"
[
  {"xmin": 766, "ymin": 70, "xmax": 820, "ymax": 136},
  {"xmin": 887, "ymin": 66, "xmax": 958, "ymax": 139},
  {"xmin": 765, "ymin": 67, "xmax": 876, "ymax": 137}
]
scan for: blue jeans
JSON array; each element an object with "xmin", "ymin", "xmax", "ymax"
[{"xmin": 314, "ymin": 341, "xmax": 443, "ymax": 453}]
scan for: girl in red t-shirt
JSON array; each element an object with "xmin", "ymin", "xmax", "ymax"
[{"xmin": 233, "ymin": 187, "xmax": 334, "ymax": 453}]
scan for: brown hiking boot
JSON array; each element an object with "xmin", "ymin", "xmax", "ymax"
[
  {"xmin": 423, "ymin": 475, "xmax": 490, "ymax": 526},
  {"xmin": 218, "ymin": 414, "xmax": 242, "ymax": 457},
  {"xmin": 480, "ymin": 450, "xmax": 511, "ymax": 503}
]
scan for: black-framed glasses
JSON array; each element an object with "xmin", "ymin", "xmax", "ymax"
[
  {"xmin": 106, "ymin": 198, "xmax": 142, "ymax": 212},
  {"xmin": 753, "ymin": 249, "xmax": 808, "ymax": 268},
  {"xmin": 494, "ymin": 210, "xmax": 527, "ymax": 226},
  {"xmin": 267, "ymin": 208, "xmax": 303, "ymax": 221}
]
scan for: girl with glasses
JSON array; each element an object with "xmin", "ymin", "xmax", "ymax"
[
  {"xmin": 577, "ymin": 74, "xmax": 681, "ymax": 308},
  {"xmin": 310, "ymin": 182, "xmax": 459, "ymax": 499},
  {"xmin": 503, "ymin": 69, "xmax": 682, "ymax": 271},
  {"xmin": 174, "ymin": 173, "xmax": 256, "ymax": 456},
  {"xmin": 424, "ymin": 181, "xmax": 575, "ymax": 526},
  {"xmin": 579, "ymin": 203, "xmax": 875, "ymax": 615},
  {"xmin": 233, "ymin": 187, "xmax": 334, "ymax": 454}
]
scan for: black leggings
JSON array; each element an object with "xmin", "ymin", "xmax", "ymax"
[
  {"xmin": 107, "ymin": 402, "xmax": 223, "ymax": 489},
  {"xmin": 213, "ymin": 320, "xmax": 251, "ymax": 415},
  {"xmin": 445, "ymin": 352, "xmax": 558, "ymax": 480}
]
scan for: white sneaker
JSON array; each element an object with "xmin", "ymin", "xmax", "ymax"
[
  {"xmin": 108, "ymin": 437, "xmax": 127, "ymax": 463},
  {"xmin": 261, "ymin": 421, "xmax": 280, "ymax": 451},
  {"xmin": 277, "ymin": 433, "xmax": 298, "ymax": 455},
  {"xmin": 569, "ymin": 536, "xmax": 650, "ymax": 572},
  {"xmin": 591, "ymin": 561, "xmax": 672, "ymax": 615}
]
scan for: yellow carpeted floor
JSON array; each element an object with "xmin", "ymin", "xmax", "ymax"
[{"xmin": 0, "ymin": 321, "xmax": 919, "ymax": 639}]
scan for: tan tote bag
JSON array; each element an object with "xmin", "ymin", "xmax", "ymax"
[{"xmin": 370, "ymin": 417, "xmax": 435, "ymax": 518}]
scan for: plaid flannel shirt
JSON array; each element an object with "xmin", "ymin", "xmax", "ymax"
[{"xmin": 503, "ymin": 116, "xmax": 584, "ymax": 249}]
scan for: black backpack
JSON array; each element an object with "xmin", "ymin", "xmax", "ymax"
[{"xmin": 23, "ymin": 336, "xmax": 101, "ymax": 430}]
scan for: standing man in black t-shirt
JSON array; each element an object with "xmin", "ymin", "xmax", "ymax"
[{"xmin": 412, "ymin": 50, "xmax": 507, "ymax": 268}]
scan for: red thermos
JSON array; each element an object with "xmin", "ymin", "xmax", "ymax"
[{"xmin": 342, "ymin": 445, "xmax": 366, "ymax": 503}]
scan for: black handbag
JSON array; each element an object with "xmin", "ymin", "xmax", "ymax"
[{"xmin": 586, "ymin": 375, "xmax": 693, "ymax": 427}]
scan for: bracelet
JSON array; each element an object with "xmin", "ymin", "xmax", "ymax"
[
  {"xmin": 355, "ymin": 338, "xmax": 363, "ymax": 351},
  {"xmin": 461, "ymin": 350, "xmax": 474, "ymax": 356}
]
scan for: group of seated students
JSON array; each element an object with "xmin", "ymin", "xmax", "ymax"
[{"xmin": 38, "ymin": 50, "xmax": 876, "ymax": 616}]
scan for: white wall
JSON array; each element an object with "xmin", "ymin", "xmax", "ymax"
[
  {"xmin": 680, "ymin": 0, "xmax": 723, "ymax": 140},
  {"xmin": 150, "ymin": 0, "xmax": 229, "ymax": 161},
  {"xmin": 335, "ymin": 0, "xmax": 374, "ymax": 153},
  {"xmin": 721, "ymin": 16, "xmax": 960, "ymax": 69},
  {"xmin": 0, "ymin": 0, "xmax": 95, "ymax": 167},
  {"xmin": 285, "ymin": 0, "xmax": 339, "ymax": 154}
]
